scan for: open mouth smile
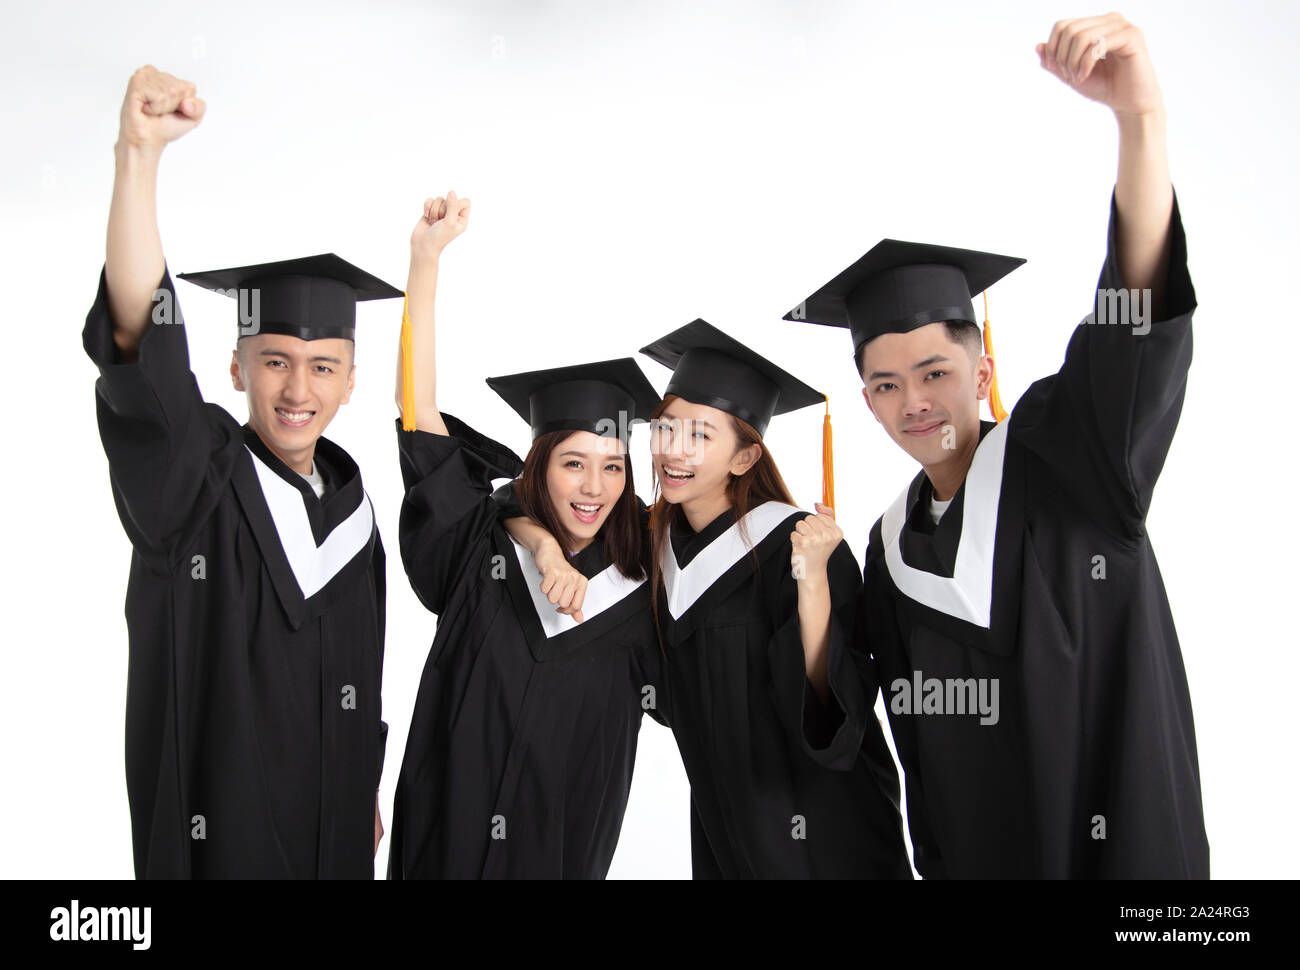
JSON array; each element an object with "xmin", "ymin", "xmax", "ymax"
[
  {"xmin": 275, "ymin": 407, "xmax": 315, "ymax": 429},
  {"xmin": 570, "ymin": 502, "xmax": 603, "ymax": 524},
  {"xmin": 660, "ymin": 464, "xmax": 695, "ymax": 487}
]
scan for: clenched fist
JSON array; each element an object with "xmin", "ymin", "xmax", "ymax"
[
  {"xmin": 790, "ymin": 502, "xmax": 842, "ymax": 582},
  {"xmin": 1036, "ymin": 13, "xmax": 1163, "ymax": 118},
  {"xmin": 118, "ymin": 65, "xmax": 206, "ymax": 155},
  {"xmin": 411, "ymin": 189, "xmax": 472, "ymax": 264}
]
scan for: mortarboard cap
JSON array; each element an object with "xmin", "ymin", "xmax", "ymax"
[
  {"xmin": 638, "ymin": 318, "xmax": 823, "ymax": 437},
  {"xmin": 487, "ymin": 358, "xmax": 660, "ymax": 443},
  {"xmin": 178, "ymin": 253, "xmax": 404, "ymax": 341},
  {"xmin": 783, "ymin": 239, "xmax": 1025, "ymax": 360}
]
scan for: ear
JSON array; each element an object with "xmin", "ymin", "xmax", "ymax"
[
  {"xmin": 729, "ymin": 441, "xmax": 762, "ymax": 477},
  {"xmin": 230, "ymin": 348, "xmax": 246, "ymax": 392},
  {"xmin": 861, "ymin": 386, "xmax": 881, "ymax": 423},
  {"xmin": 340, "ymin": 362, "xmax": 356, "ymax": 406},
  {"xmin": 973, "ymin": 353, "xmax": 995, "ymax": 402}
]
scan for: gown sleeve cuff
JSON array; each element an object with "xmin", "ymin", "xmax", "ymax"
[
  {"xmin": 83, "ymin": 263, "xmax": 200, "ymax": 419},
  {"xmin": 767, "ymin": 570, "xmax": 870, "ymax": 770},
  {"xmin": 1094, "ymin": 184, "xmax": 1197, "ymax": 327},
  {"xmin": 394, "ymin": 412, "xmax": 524, "ymax": 491}
]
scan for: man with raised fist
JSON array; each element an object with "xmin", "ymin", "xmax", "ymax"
[
  {"xmin": 789, "ymin": 13, "xmax": 1210, "ymax": 878},
  {"xmin": 84, "ymin": 67, "xmax": 394, "ymax": 878}
]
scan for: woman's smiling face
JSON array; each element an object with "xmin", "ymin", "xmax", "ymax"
[
  {"xmin": 544, "ymin": 430, "xmax": 627, "ymax": 550},
  {"xmin": 649, "ymin": 397, "xmax": 759, "ymax": 505}
]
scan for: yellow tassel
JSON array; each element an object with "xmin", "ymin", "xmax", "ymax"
[
  {"xmin": 822, "ymin": 396, "xmax": 835, "ymax": 512},
  {"xmin": 982, "ymin": 291, "xmax": 1009, "ymax": 423},
  {"xmin": 400, "ymin": 295, "xmax": 416, "ymax": 431}
]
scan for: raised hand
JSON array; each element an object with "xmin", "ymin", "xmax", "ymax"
[
  {"xmin": 118, "ymin": 65, "xmax": 206, "ymax": 156},
  {"xmin": 411, "ymin": 189, "xmax": 472, "ymax": 264},
  {"xmin": 1036, "ymin": 13, "xmax": 1163, "ymax": 118},
  {"xmin": 107, "ymin": 66, "xmax": 205, "ymax": 356},
  {"xmin": 790, "ymin": 502, "xmax": 842, "ymax": 581}
]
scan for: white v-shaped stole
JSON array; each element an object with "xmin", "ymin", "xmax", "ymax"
[
  {"xmin": 510, "ymin": 538, "xmax": 646, "ymax": 638},
  {"xmin": 660, "ymin": 501, "xmax": 804, "ymax": 621},
  {"xmin": 247, "ymin": 447, "xmax": 375, "ymax": 598},
  {"xmin": 880, "ymin": 419, "xmax": 1010, "ymax": 627}
]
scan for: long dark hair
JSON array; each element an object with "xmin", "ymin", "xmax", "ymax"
[
  {"xmin": 515, "ymin": 429, "xmax": 645, "ymax": 581},
  {"xmin": 648, "ymin": 393, "xmax": 795, "ymax": 628}
]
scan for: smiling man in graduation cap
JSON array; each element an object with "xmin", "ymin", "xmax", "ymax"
[
  {"xmin": 83, "ymin": 66, "xmax": 395, "ymax": 878},
  {"xmin": 786, "ymin": 13, "xmax": 1209, "ymax": 878}
]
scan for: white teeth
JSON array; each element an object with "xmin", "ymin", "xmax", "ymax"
[
  {"xmin": 573, "ymin": 503, "xmax": 600, "ymax": 512},
  {"xmin": 278, "ymin": 409, "xmax": 312, "ymax": 422},
  {"xmin": 664, "ymin": 467, "xmax": 694, "ymax": 479}
]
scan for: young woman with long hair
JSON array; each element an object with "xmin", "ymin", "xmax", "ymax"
[
  {"xmin": 636, "ymin": 319, "xmax": 911, "ymax": 878},
  {"xmin": 386, "ymin": 191, "xmax": 664, "ymax": 878}
]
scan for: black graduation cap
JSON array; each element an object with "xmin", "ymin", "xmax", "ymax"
[
  {"xmin": 178, "ymin": 253, "xmax": 404, "ymax": 340},
  {"xmin": 783, "ymin": 240, "xmax": 1025, "ymax": 359},
  {"xmin": 638, "ymin": 318, "xmax": 824, "ymax": 437},
  {"xmin": 486, "ymin": 358, "xmax": 660, "ymax": 442}
]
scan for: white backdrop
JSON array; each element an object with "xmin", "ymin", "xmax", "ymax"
[{"xmin": 2, "ymin": 0, "xmax": 1295, "ymax": 879}]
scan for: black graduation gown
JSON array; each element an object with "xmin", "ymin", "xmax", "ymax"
[
  {"xmin": 387, "ymin": 417, "xmax": 666, "ymax": 879},
  {"xmin": 656, "ymin": 501, "xmax": 912, "ymax": 879},
  {"xmin": 864, "ymin": 188, "xmax": 1210, "ymax": 878},
  {"xmin": 83, "ymin": 265, "xmax": 387, "ymax": 879}
]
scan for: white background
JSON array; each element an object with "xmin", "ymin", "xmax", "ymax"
[{"xmin": 2, "ymin": 0, "xmax": 1295, "ymax": 879}]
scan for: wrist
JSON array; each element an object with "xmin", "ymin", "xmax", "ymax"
[
  {"xmin": 1114, "ymin": 105, "xmax": 1167, "ymax": 137},
  {"xmin": 114, "ymin": 140, "xmax": 163, "ymax": 172},
  {"xmin": 796, "ymin": 567, "xmax": 829, "ymax": 593},
  {"xmin": 536, "ymin": 534, "xmax": 565, "ymax": 559},
  {"xmin": 409, "ymin": 250, "xmax": 441, "ymax": 273}
]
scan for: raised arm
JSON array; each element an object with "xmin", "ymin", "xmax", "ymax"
[
  {"xmin": 394, "ymin": 191, "xmax": 471, "ymax": 436},
  {"xmin": 85, "ymin": 67, "xmax": 237, "ymax": 573},
  {"xmin": 769, "ymin": 520, "xmax": 870, "ymax": 771},
  {"xmin": 1039, "ymin": 13, "xmax": 1172, "ymax": 311},
  {"xmin": 107, "ymin": 66, "xmax": 205, "ymax": 361},
  {"xmin": 1023, "ymin": 14, "xmax": 1194, "ymax": 531},
  {"xmin": 790, "ymin": 502, "xmax": 843, "ymax": 703}
]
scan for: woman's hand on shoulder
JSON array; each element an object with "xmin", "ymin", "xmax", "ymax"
[{"xmin": 534, "ymin": 542, "xmax": 587, "ymax": 623}]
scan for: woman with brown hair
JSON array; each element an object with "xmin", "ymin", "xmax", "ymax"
[
  {"xmin": 387, "ymin": 191, "xmax": 665, "ymax": 878},
  {"xmin": 635, "ymin": 319, "xmax": 912, "ymax": 878}
]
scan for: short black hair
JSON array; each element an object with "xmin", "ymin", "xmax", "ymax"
[{"xmin": 856, "ymin": 319, "xmax": 983, "ymax": 374}]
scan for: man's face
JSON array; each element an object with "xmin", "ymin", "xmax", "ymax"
[
  {"xmin": 858, "ymin": 322, "xmax": 992, "ymax": 467},
  {"xmin": 231, "ymin": 334, "xmax": 355, "ymax": 468}
]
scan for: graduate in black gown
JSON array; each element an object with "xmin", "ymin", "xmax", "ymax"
[
  {"xmin": 387, "ymin": 192, "xmax": 666, "ymax": 878},
  {"xmin": 85, "ymin": 67, "xmax": 391, "ymax": 878},
  {"xmin": 785, "ymin": 13, "xmax": 1209, "ymax": 878},
  {"xmin": 629, "ymin": 319, "xmax": 911, "ymax": 879}
]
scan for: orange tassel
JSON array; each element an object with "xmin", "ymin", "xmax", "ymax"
[
  {"xmin": 400, "ymin": 295, "xmax": 416, "ymax": 431},
  {"xmin": 822, "ymin": 396, "xmax": 835, "ymax": 512},
  {"xmin": 982, "ymin": 291, "xmax": 1008, "ymax": 424}
]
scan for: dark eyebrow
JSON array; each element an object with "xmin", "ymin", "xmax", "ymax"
[
  {"xmin": 868, "ymin": 354, "xmax": 951, "ymax": 382},
  {"xmin": 658, "ymin": 413, "xmax": 717, "ymax": 431},
  {"xmin": 559, "ymin": 451, "xmax": 626, "ymax": 461},
  {"xmin": 258, "ymin": 349, "xmax": 343, "ymax": 365}
]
